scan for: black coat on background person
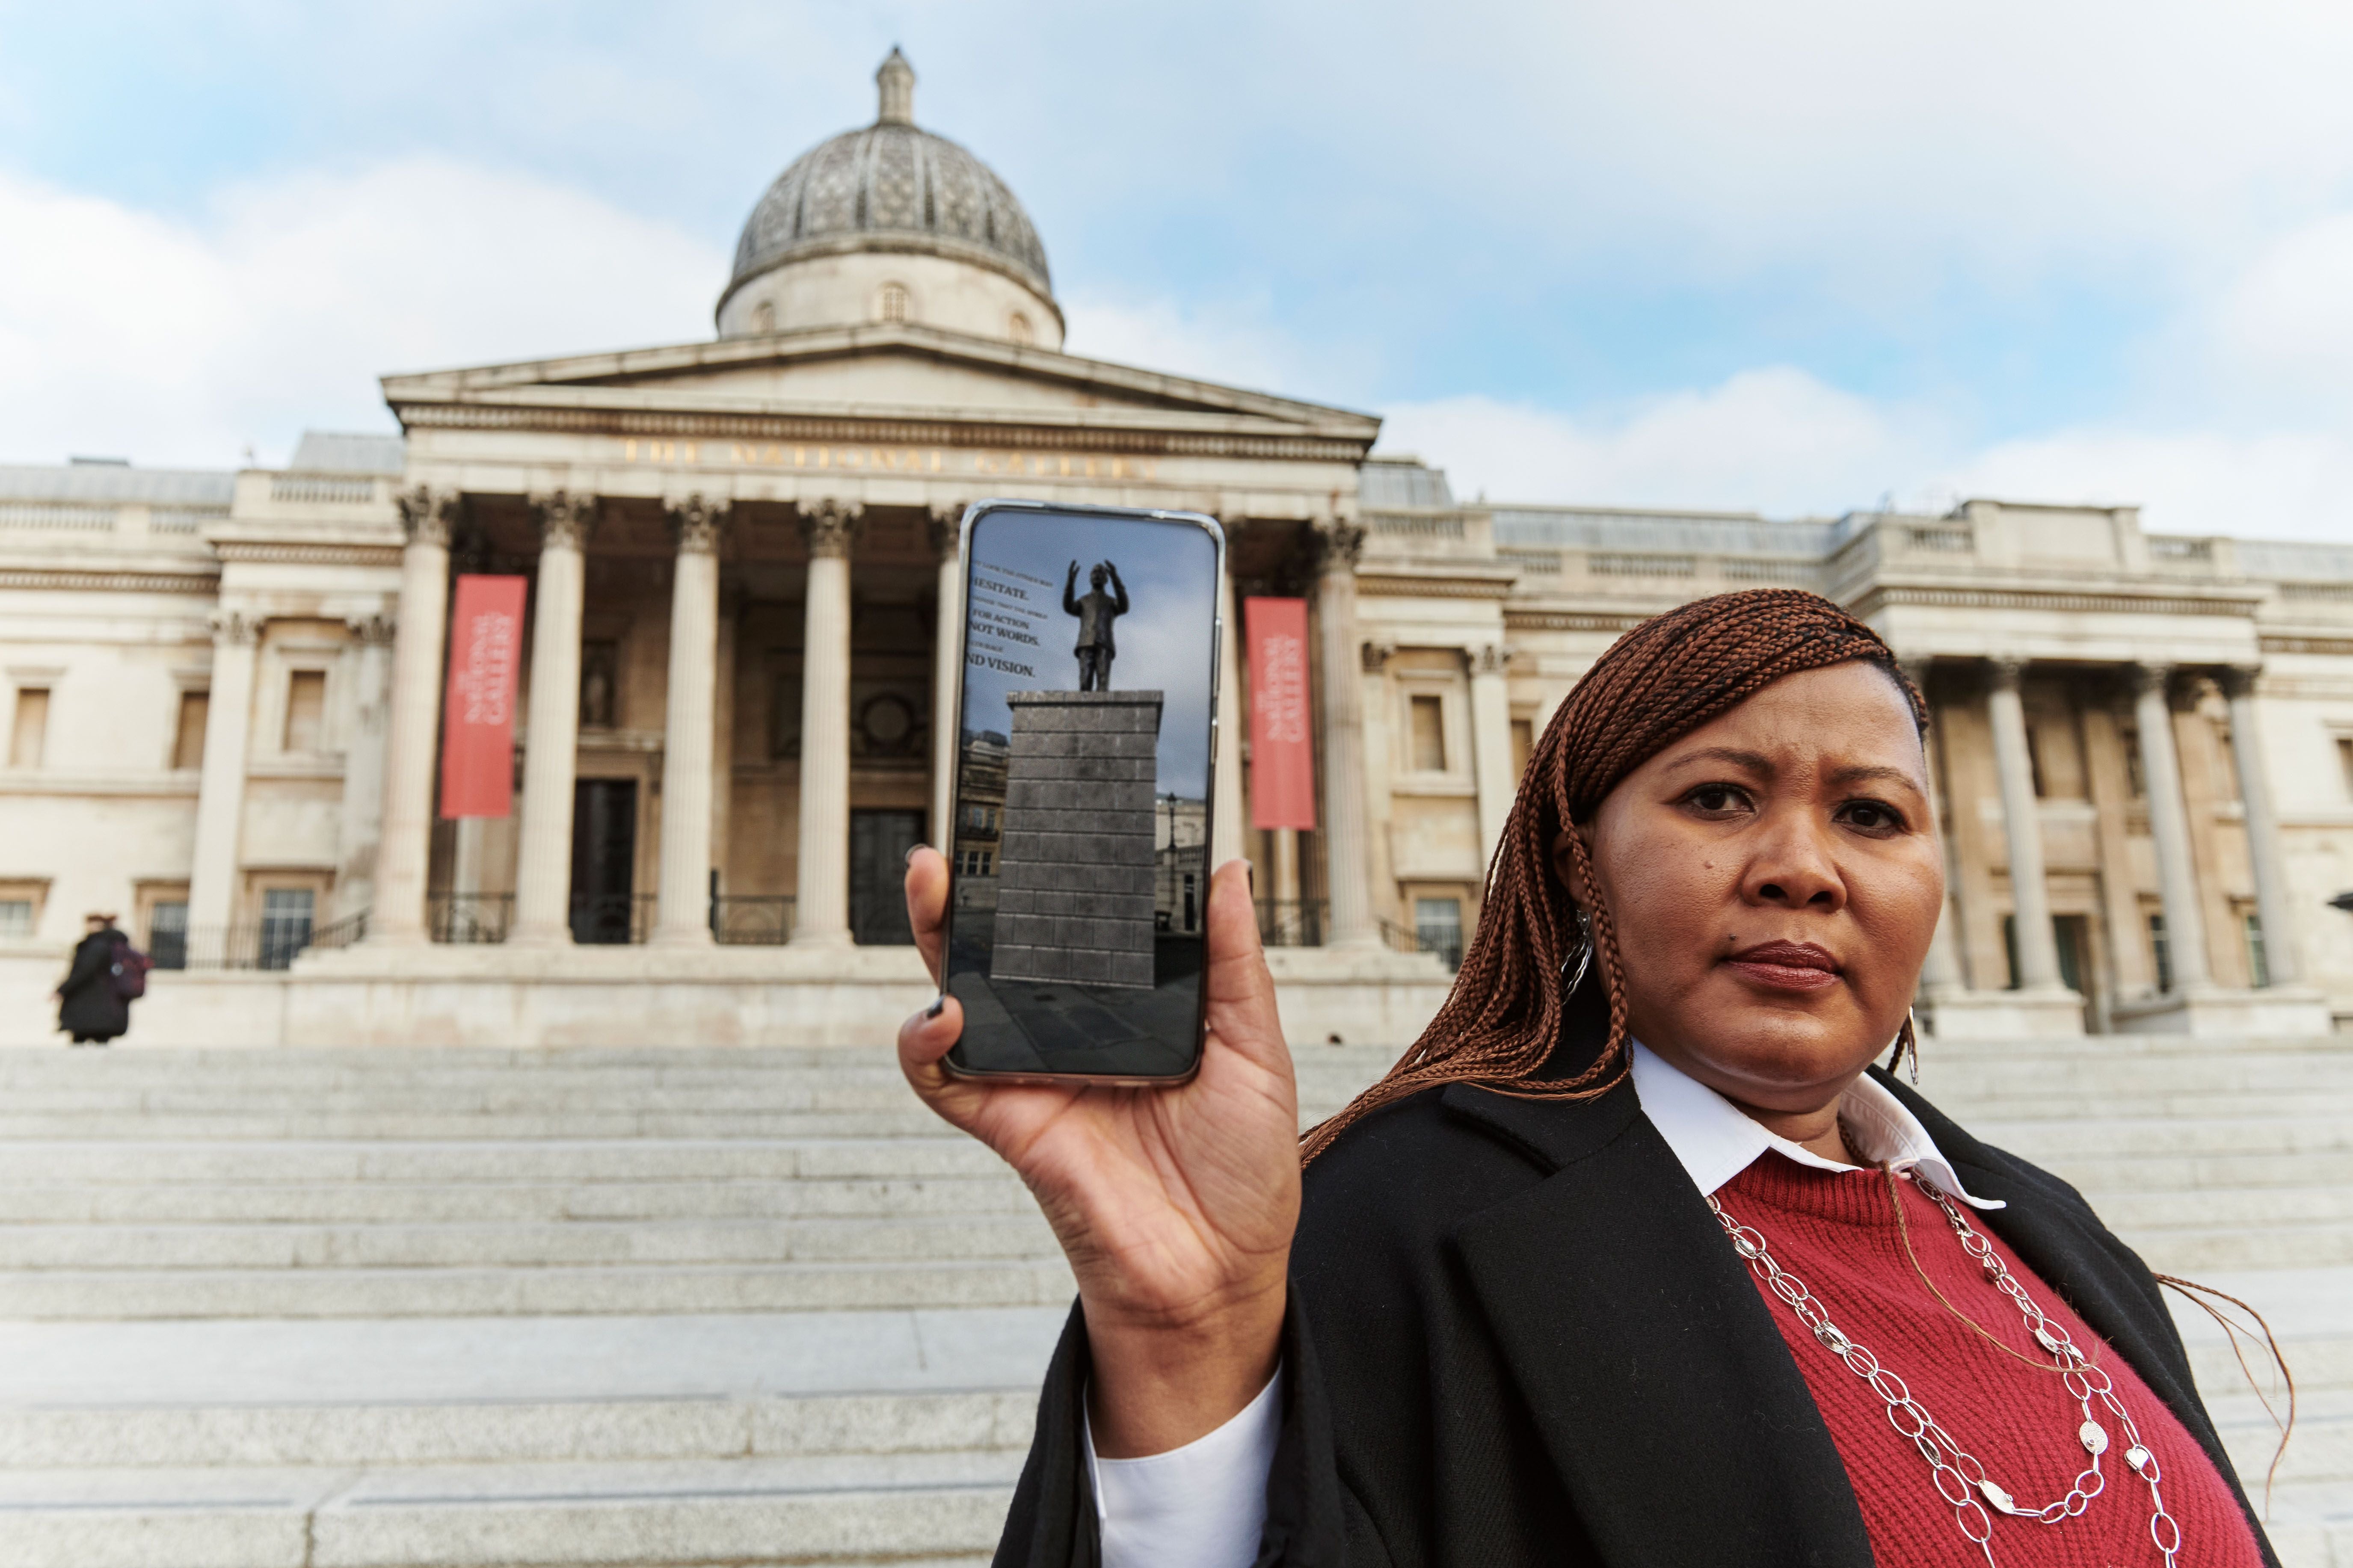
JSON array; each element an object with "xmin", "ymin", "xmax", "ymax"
[
  {"xmin": 57, "ymin": 927, "xmax": 130, "ymax": 1043},
  {"xmin": 990, "ymin": 988, "xmax": 2278, "ymax": 1568}
]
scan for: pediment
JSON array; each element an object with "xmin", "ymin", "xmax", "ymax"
[{"xmin": 382, "ymin": 324, "xmax": 1378, "ymax": 447}]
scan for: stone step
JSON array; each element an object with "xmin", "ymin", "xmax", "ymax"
[
  {"xmin": 2086, "ymin": 1186, "xmax": 2353, "ymax": 1232},
  {"xmin": 1965, "ymin": 1117, "xmax": 2353, "ymax": 1160},
  {"xmin": 0, "ymin": 1138, "xmax": 1013, "ymax": 1185},
  {"xmin": 0, "ymin": 1258, "xmax": 1080, "ymax": 1318},
  {"xmin": 2116, "ymin": 1222, "xmax": 2353, "ymax": 1274},
  {"xmin": 0, "ymin": 1453, "xmax": 1015, "ymax": 1568},
  {"xmin": 0, "ymin": 1214, "xmax": 1064, "ymax": 1271},
  {"xmin": 2212, "ymin": 1390, "xmax": 2353, "ymax": 1489},
  {"xmin": 0, "ymin": 1175, "xmax": 1039, "ymax": 1225},
  {"xmin": 0, "ymin": 1388, "xmax": 1038, "ymax": 1470}
]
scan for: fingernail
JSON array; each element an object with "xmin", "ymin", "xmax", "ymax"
[
  {"xmin": 924, "ymin": 994, "xmax": 945, "ymax": 1019},
  {"xmin": 904, "ymin": 843, "xmax": 923, "ymax": 866}
]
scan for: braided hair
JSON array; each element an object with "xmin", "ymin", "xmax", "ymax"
[{"xmin": 1301, "ymin": 588, "xmax": 1929, "ymax": 1162}]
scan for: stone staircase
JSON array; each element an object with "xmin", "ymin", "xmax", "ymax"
[{"xmin": 0, "ymin": 1037, "xmax": 2345, "ymax": 1566}]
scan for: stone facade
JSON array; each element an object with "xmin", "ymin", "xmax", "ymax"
[
  {"xmin": 2, "ymin": 52, "xmax": 2350, "ymax": 1045},
  {"xmin": 990, "ymin": 691, "xmax": 1161, "ymax": 988}
]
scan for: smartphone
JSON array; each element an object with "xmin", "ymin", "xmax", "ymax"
[{"xmin": 941, "ymin": 500, "xmax": 1225, "ymax": 1084}]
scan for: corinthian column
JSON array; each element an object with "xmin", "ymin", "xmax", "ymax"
[
  {"xmin": 1903, "ymin": 657, "xmax": 1966, "ymax": 997},
  {"xmin": 652, "ymin": 496, "xmax": 727, "ymax": 947},
  {"xmin": 187, "ymin": 609, "xmax": 262, "ymax": 952},
  {"xmin": 1212, "ymin": 530, "xmax": 1247, "ymax": 870},
  {"xmin": 793, "ymin": 500, "xmax": 862, "ymax": 947},
  {"xmin": 335, "ymin": 613, "xmax": 397, "ymax": 922},
  {"xmin": 1986, "ymin": 659, "xmax": 2064, "ymax": 991},
  {"xmin": 928, "ymin": 503, "xmax": 966, "ymax": 850},
  {"xmin": 367, "ymin": 488, "xmax": 456, "ymax": 945},
  {"xmin": 1314, "ymin": 519, "xmax": 1378, "ymax": 949},
  {"xmin": 1467, "ymin": 642, "xmax": 1515, "ymax": 870},
  {"xmin": 510, "ymin": 491, "xmax": 596, "ymax": 947},
  {"xmin": 2221, "ymin": 666, "xmax": 2297, "ymax": 985},
  {"xmin": 2131, "ymin": 663, "xmax": 2211, "ymax": 992}
]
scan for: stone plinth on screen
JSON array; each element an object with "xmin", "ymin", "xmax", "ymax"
[{"xmin": 989, "ymin": 690, "xmax": 1162, "ymax": 988}]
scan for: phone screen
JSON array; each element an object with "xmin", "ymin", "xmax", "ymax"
[{"xmin": 942, "ymin": 504, "xmax": 1223, "ymax": 1081}]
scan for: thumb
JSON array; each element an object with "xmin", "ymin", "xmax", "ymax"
[{"xmin": 1201, "ymin": 859, "xmax": 1287, "ymax": 1074}]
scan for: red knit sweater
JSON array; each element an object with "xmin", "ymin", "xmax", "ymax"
[{"xmin": 1716, "ymin": 1154, "xmax": 2267, "ymax": 1566}]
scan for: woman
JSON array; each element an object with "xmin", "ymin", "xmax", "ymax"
[
  {"xmin": 56, "ymin": 912, "xmax": 131, "ymax": 1047},
  {"xmin": 900, "ymin": 589, "xmax": 2276, "ymax": 1567}
]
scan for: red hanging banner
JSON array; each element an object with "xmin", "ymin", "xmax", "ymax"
[
  {"xmin": 1245, "ymin": 596, "xmax": 1316, "ymax": 830},
  {"xmin": 439, "ymin": 574, "xmax": 526, "ymax": 819}
]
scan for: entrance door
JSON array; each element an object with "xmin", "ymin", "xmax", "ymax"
[
  {"xmin": 849, "ymin": 809, "xmax": 923, "ymax": 945},
  {"xmin": 570, "ymin": 779, "xmax": 638, "ymax": 944}
]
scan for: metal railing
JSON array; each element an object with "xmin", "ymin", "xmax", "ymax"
[
  {"xmin": 173, "ymin": 911, "xmax": 367, "ymax": 971},
  {"xmin": 1381, "ymin": 917, "xmax": 1464, "ymax": 973},
  {"xmin": 1254, "ymin": 899, "xmax": 1327, "ymax": 948},
  {"xmin": 570, "ymin": 893, "xmax": 657, "ymax": 946},
  {"xmin": 429, "ymin": 892, "xmax": 514, "ymax": 945},
  {"xmin": 711, "ymin": 895, "xmax": 795, "ymax": 945}
]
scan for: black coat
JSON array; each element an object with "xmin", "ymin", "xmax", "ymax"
[
  {"xmin": 57, "ymin": 929, "xmax": 130, "ymax": 1042},
  {"xmin": 993, "ymin": 1008, "xmax": 2278, "ymax": 1567}
]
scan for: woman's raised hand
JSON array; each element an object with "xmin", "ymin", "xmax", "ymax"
[{"xmin": 898, "ymin": 849, "xmax": 1299, "ymax": 1456}]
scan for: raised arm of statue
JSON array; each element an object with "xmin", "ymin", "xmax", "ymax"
[
  {"xmin": 1106, "ymin": 562, "xmax": 1129, "ymax": 616},
  {"xmin": 1063, "ymin": 559, "xmax": 1082, "ymax": 617}
]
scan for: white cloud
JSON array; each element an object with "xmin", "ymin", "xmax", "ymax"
[
  {"xmin": 1379, "ymin": 370, "xmax": 1949, "ymax": 517},
  {"xmin": 2211, "ymin": 211, "xmax": 2353, "ymax": 405},
  {"xmin": 1382, "ymin": 369, "xmax": 2353, "ymax": 543},
  {"xmin": 1058, "ymin": 292, "xmax": 1321, "ymax": 399},
  {"xmin": 0, "ymin": 160, "xmax": 723, "ymax": 467}
]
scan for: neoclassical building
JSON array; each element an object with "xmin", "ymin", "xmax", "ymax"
[{"xmin": 3, "ymin": 51, "xmax": 2350, "ymax": 1045}]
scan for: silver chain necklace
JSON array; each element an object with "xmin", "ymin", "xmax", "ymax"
[{"xmin": 1710, "ymin": 1172, "xmax": 2181, "ymax": 1567}]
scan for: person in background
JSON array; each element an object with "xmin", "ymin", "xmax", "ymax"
[{"xmin": 56, "ymin": 912, "xmax": 136, "ymax": 1047}]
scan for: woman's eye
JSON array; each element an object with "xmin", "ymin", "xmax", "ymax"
[
  {"xmin": 1685, "ymin": 783, "xmax": 1752, "ymax": 814},
  {"xmin": 1840, "ymin": 800, "xmax": 1906, "ymax": 833}
]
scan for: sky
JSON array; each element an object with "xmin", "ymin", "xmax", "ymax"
[
  {"xmin": 5, "ymin": 1, "xmax": 2353, "ymax": 538},
  {"xmin": 964, "ymin": 512, "xmax": 1219, "ymax": 801}
]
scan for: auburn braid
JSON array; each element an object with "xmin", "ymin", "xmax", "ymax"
[{"xmin": 1301, "ymin": 588, "xmax": 1926, "ymax": 1163}]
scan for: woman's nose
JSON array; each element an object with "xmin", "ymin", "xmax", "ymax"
[{"xmin": 1743, "ymin": 817, "xmax": 1845, "ymax": 911}]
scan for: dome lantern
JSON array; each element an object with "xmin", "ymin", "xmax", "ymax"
[
  {"xmin": 716, "ymin": 50, "xmax": 1063, "ymax": 349},
  {"xmin": 876, "ymin": 47, "xmax": 914, "ymax": 125}
]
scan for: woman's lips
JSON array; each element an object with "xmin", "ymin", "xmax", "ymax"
[{"xmin": 1723, "ymin": 941, "xmax": 1843, "ymax": 992}]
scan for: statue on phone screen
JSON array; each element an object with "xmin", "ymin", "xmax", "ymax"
[{"xmin": 1062, "ymin": 559, "xmax": 1129, "ymax": 691}]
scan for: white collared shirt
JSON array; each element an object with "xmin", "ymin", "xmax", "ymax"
[
  {"xmin": 1626, "ymin": 1039, "xmax": 2000, "ymax": 1209},
  {"xmin": 1089, "ymin": 1042, "xmax": 1992, "ymax": 1568}
]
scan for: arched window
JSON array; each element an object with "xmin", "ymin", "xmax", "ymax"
[
  {"xmin": 1008, "ymin": 312, "xmax": 1034, "ymax": 346},
  {"xmin": 750, "ymin": 300, "xmax": 776, "ymax": 334},
  {"xmin": 877, "ymin": 282, "xmax": 911, "ymax": 324}
]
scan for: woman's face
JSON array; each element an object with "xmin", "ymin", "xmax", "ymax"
[{"xmin": 1555, "ymin": 661, "xmax": 1945, "ymax": 1116}]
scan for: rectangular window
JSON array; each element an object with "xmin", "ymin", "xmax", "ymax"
[
  {"xmin": 2122, "ymin": 727, "xmax": 2146, "ymax": 797},
  {"xmin": 149, "ymin": 900, "xmax": 188, "ymax": 970},
  {"xmin": 1414, "ymin": 896, "xmax": 1465, "ymax": 971},
  {"xmin": 2338, "ymin": 737, "xmax": 2353, "ymax": 802},
  {"xmin": 9, "ymin": 687, "xmax": 49, "ymax": 768},
  {"xmin": 282, "ymin": 670, "xmax": 326, "ymax": 752},
  {"xmin": 172, "ymin": 691, "xmax": 210, "ymax": 770},
  {"xmin": 1511, "ymin": 718, "xmax": 1534, "ymax": 781},
  {"xmin": 0, "ymin": 900, "xmax": 31, "ymax": 939},
  {"xmin": 1409, "ymin": 695, "xmax": 1446, "ymax": 772},
  {"xmin": 2245, "ymin": 913, "xmax": 2269, "ymax": 989},
  {"xmin": 2025, "ymin": 726, "xmax": 2048, "ymax": 798},
  {"xmin": 258, "ymin": 888, "xmax": 315, "ymax": 971},
  {"xmin": 2149, "ymin": 912, "xmax": 2172, "ymax": 994}
]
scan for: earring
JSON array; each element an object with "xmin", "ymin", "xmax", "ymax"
[
  {"xmin": 1886, "ymin": 1006, "xmax": 1921, "ymax": 1085},
  {"xmin": 1560, "ymin": 907, "xmax": 1594, "ymax": 997}
]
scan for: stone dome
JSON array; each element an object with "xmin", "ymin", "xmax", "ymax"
[{"xmin": 716, "ymin": 50, "xmax": 1061, "ymax": 346}]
